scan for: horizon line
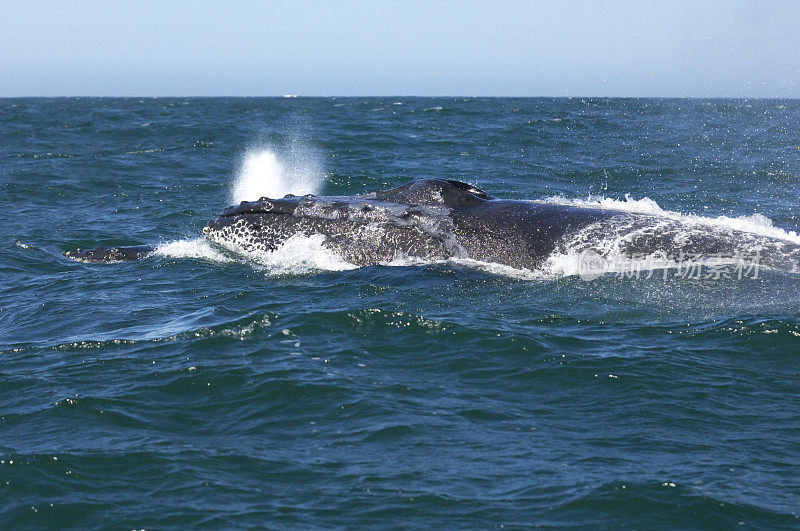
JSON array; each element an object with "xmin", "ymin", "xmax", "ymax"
[{"xmin": 2, "ymin": 94, "xmax": 799, "ymax": 100}]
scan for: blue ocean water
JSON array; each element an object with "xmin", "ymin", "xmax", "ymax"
[{"xmin": 1, "ymin": 97, "xmax": 799, "ymax": 527}]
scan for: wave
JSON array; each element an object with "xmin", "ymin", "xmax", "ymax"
[
  {"xmin": 153, "ymin": 238, "xmax": 233, "ymax": 263},
  {"xmin": 248, "ymin": 234, "xmax": 357, "ymax": 275},
  {"xmin": 535, "ymin": 194, "xmax": 800, "ymax": 244},
  {"xmin": 527, "ymin": 194, "xmax": 800, "ymax": 279},
  {"xmin": 154, "ymin": 234, "xmax": 357, "ymax": 276},
  {"xmin": 385, "ymin": 255, "xmax": 543, "ymax": 280}
]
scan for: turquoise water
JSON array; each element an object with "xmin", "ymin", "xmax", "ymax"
[{"xmin": 2, "ymin": 98, "xmax": 800, "ymax": 527}]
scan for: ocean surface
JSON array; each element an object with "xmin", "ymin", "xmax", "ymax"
[{"xmin": 1, "ymin": 97, "xmax": 799, "ymax": 528}]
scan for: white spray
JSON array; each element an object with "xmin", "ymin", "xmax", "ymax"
[{"xmin": 230, "ymin": 144, "xmax": 323, "ymax": 203}]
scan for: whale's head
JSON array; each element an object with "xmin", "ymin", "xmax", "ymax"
[
  {"xmin": 203, "ymin": 193, "xmax": 313, "ymax": 252},
  {"xmin": 202, "ymin": 179, "xmax": 494, "ymax": 263}
]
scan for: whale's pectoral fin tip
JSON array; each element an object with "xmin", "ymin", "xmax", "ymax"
[{"xmin": 64, "ymin": 244, "xmax": 156, "ymax": 263}]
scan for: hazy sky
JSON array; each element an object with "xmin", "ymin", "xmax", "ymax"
[{"xmin": 2, "ymin": 0, "xmax": 799, "ymax": 97}]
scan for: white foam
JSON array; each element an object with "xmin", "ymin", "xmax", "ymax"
[
  {"xmin": 153, "ymin": 235, "xmax": 356, "ymax": 275},
  {"xmin": 541, "ymin": 248, "xmax": 780, "ymax": 281},
  {"xmin": 384, "ymin": 255, "xmax": 544, "ymax": 280},
  {"xmin": 542, "ymin": 250, "xmax": 684, "ymax": 279},
  {"xmin": 536, "ymin": 195, "xmax": 800, "ymax": 244},
  {"xmin": 447, "ymin": 258, "xmax": 544, "ymax": 280},
  {"xmin": 230, "ymin": 146, "xmax": 322, "ymax": 204},
  {"xmin": 153, "ymin": 238, "xmax": 233, "ymax": 263},
  {"xmin": 248, "ymin": 234, "xmax": 357, "ymax": 276},
  {"xmin": 397, "ymin": 252, "xmax": 761, "ymax": 283}
]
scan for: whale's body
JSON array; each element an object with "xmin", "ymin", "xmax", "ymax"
[
  {"xmin": 66, "ymin": 179, "xmax": 800, "ymax": 273},
  {"xmin": 201, "ymin": 179, "xmax": 616, "ymax": 268}
]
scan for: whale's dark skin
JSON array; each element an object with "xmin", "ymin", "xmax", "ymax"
[
  {"xmin": 200, "ymin": 179, "xmax": 618, "ymax": 269},
  {"xmin": 65, "ymin": 178, "xmax": 800, "ymax": 272}
]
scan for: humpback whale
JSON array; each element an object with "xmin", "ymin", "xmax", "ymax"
[{"xmin": 65, "ymin": 178, "xmax": 800, "ymax": 273}]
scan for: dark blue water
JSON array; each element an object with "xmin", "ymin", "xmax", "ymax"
[{"xmin": 2, "ymin": 98, "xmax": 800, "ymax": 527}]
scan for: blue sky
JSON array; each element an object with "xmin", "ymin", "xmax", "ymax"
[{"xmin": 2, "ymin": 0, "xmax": 799, "ymax": 97}]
